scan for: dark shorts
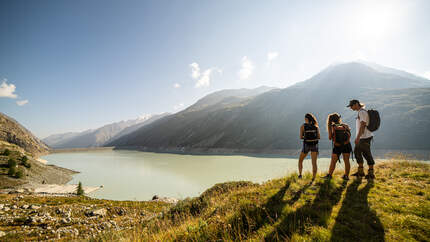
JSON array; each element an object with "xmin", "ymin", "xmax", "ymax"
[
  {"xmin": 332, "ymin": 143, "xmax": 352, "ymax": 156},
  {"xmin": 302, "ymin": 142, "xmax": 319, "ymax": 153}
]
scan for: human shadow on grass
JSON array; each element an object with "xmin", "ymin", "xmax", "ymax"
[
  {"xmin": 227, "ymin": 178, "xmax": 313, "ymax": 240},
  {"xmin": 330, "ymin": 179, "xmax": 385, "ymax": 242},
  {"xmin": 264, "ymin": 178, "xmax": 348, "ymax": 241}
]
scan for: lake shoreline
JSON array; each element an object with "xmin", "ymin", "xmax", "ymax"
[
  {"xmin": 48, "ymin": 146, "xmax": 430, "ymax": 160},
  {"xmin": 108, "ymin": 146, "xmax": 430, "ymax": 160}
]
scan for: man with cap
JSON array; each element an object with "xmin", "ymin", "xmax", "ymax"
[{"xmin": 347, "ymin": 99, "xmax": 375, "ymax": 179}]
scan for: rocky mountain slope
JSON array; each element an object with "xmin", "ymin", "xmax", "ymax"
[
  {"xmin": 0, "ymin": 113, "xmax": 49, "ymax": 156},
  {"xmin": 108, "ymin": 62, "xmax": 430, "ymax": 151}
]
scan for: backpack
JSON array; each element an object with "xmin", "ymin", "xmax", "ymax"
[
  {"xmin": 367, "ymin": 109, "xmax": 380, "ymax": 132},
  {"xmin": 332, "ymin": 124, "xmax": 350, "ymax": 147},
  {"xmin": 303, "ymin": 123, "xmax": 318, "ymax": 143}
]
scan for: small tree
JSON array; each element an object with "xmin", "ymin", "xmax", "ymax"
[
  {"xmin": 76, "ymin": 182, "xmax": 84, "ymax": 196},
  {"xmin": 15, "ymin": 169, "xmax": 24, "ymax": 179},
  {"xmin": 3, "ymin": 149, "xmax": 11, "ymax": 156},
  {"xmin": 8, "ymin": 166, "xmax": 16, "ymax": 177},
  {"xmin": 8, "ymin": 159, "xmax": 17, "ymax": 168}
]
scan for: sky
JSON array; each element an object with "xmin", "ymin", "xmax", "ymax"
[{"xmin": 1, "ymin": 0, "xmax": 429, "ymax": 139}]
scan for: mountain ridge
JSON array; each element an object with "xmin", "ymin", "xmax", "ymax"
[{"xmin": 108, "ymin": 62, "xmax": 430, "ymax": 151}]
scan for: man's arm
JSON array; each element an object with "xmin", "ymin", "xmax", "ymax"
[
  {"xmin": 357, "ymin": 121, "xmax": 366, "ymax": 139},
  {"xmin": 355, "ymin": 118, "xmax": 367, "ymax": 144}
]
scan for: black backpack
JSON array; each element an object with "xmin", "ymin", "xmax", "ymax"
[
  {"xmin": 303, "ymin": 123, "xmax": 318, "ymax": 142},
  {"xmin": 332, "ymin": 124, "xmax": 350, "ymax": 146},
  {"xmin": 367, "ymin": 109, "xmax": 380, "ymax": 132}
]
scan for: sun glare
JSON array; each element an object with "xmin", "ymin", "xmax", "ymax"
[{"xmin": 352, "ymin": 2, "xmax": 403, "ymax": 41}]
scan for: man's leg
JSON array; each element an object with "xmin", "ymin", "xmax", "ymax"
[
  {"xmin": 352, "ymin": 141, "xmax": 365, "ymax": 177},
  {"xmin": 362, "ymin": 138, "xmax": 375, "ymax": 179}
]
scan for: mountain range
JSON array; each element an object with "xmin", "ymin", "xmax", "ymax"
[
  {"xmin": 43, "ymin": 113, "xmax": 169, "ymax": 149},
  {"xmin": 107, "ymin": 62, "xmax": 430, "ymax": 151}
]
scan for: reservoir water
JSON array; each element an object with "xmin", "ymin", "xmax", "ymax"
[{"xmin": 42, "ymin": 150, "xmax": 417, "ymax": 201}]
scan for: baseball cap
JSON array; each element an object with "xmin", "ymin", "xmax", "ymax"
[{"xmin": 347, "ymin": 99, "xmax": 361, "ymax": 107}]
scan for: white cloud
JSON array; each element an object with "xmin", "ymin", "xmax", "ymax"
[
  {"xmin": 195, "ymin": 69, "xmax": 212, "ymax": 88},
  {"xmin": 423, "ymin": 71, "xmax": 430, "ymax": 80},
  {"xmin": 238, "ymin": 56, "xmax": 254, "ymax": 80},
  {"xmin": 190, "ymin": 62, "xmax": 221, "ymax": 88},
  {"xmin": 267, "ymin": 52, "xmax": 279, "ymax": 62},
  {"xmin": 190, "ymin": 62, "xmax": 200, "ymax": 79},
  {"xmin": 173, "ymin": 83, "xmax": 181, "ymax": 88},
  {"xmin": 173, "ymin": 103, "xmax": 184, "ymax": 111},
  {"xmin": 0, "ymin": 79, "xmax": 18, "ymax": 98},
  {"xmin": 16, "ymin": 100, "xmax": 28, "ymax": 106}
]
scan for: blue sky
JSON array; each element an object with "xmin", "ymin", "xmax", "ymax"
[{"xmin": 1, "ymin": 0, "xmax": 429, "ymax": 138}]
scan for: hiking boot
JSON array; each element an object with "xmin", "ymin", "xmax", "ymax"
[
  {"xmin": 342, "ymin": 175, "xmax": 349, "ymax": 181},
  {"xmin": 365, "ymin": 169, "xmax": 375, "ymax": 180},
  {"xmin": 298, "ymin": 175, "xmax": 302, "ymax": 179},
  {"xmin": 323, "ymin": 174, "xmax": 332, "ymax": 179},
  {"xmin": 365, "ymin": 173, "xmax": 375, "ymax": 179},
  {"xmin": 351, "ymin": 167, "xmax": 365, "ymax": 177}
]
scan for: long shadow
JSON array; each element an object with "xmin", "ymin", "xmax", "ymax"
[
  {"xmin": 265, "ymin": 179, "xmax": 348, "ymax": 241},
  {"xmin": 227, "ymin": 178, "xmax": 313, "ymax": 240},
  {"xmin": 330, "ymin": 179, "xmax": 385, "ymax": 242}
]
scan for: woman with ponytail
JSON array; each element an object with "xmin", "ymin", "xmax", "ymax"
[
  {"xmin": 298, "ymin": 113, "xmax": 320, "ymax": 180},
  {"xmin": 324, "ymin": 113, "xmax": 352, "ymax": 180}
]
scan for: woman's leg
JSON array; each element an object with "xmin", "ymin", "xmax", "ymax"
[
  {"xmin": 342, "ymin": 153, "xmax": 351, "ymax": 176},
  {"xmin": 310, "ymin": 151, "xmax": 318, "ymax": 179},
  {"xmin": 328, "ymin": 153, "xmax": 338, "ymax": 175},
  {"xmin": 298, "ymin": 152, "xmax": 307, "ymax": 176}
]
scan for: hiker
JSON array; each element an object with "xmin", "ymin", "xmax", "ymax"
[
  {"xmin": 347, "ymin": 99, "xmax": 375, "ymax": 179},
  {"xmin": 323, "ymin": 113, "xmax": 351, "ymax": 180},
  {"xmin": 298, "ymin": 113, "xmax": 320, "ymax": 180}
]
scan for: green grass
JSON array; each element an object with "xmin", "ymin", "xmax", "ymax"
[{"xmin": 105, "ymin": 159, "xmax": 430, "ymax": 241}]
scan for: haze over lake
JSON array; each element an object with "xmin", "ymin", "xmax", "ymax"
[{"xmin": 42, "ymin": 150, "xmax": 341, "ymax": 200}]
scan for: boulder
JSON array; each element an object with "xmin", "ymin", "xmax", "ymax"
[{"xmin": 85, "ymin": 208, "xmax": 107, "ymax": 217}]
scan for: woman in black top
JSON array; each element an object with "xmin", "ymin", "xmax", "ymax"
[
  {"xmin": 298, "ymin": 113, "xmax": 320, "ymax": 180},
  {"xmin": 324, "ymin": 113, "xmax": 352, "ymax": 180}
]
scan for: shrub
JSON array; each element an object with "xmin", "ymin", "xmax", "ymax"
[
  {"xmin": 8, "ymin": 166, "xmax": 16, "ymax": 177},
  {"xmin": 15, "ymin": 169, "xmax": 24, "ymax": 179},
  {"xmin": 21, "ymin": 156, "xmax": 28, "ymax": 163},
  {"xmin": 8, "ymin": 159, "xmax": 17, "ymax": 168},
  {"xmin": 2, "ymin": 149, "xmax": 11, "ymax": 156},
  {"xmin": 21, "ymin": 156, "xmax": 31, "ymax": 168},
  {"xmin": 76, "ymin": 182, "xmax": 84, "ymax": 196}
]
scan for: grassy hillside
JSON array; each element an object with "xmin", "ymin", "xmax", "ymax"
[
  {"xmin": 103, "ymin": 158, "xmax": 429, "ymax": 241},
  {"xmin": 0, "ymin": 141, "xmax": 75, "ymax": 188}
]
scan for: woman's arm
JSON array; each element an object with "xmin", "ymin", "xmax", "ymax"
[
  {"xmin": 317, "ymin": 127, "xmax": 321, "ymax": 140},
  {"xmin": 300, "ymin": 124, "xmax": 304, "ymax": 139},
  {"xmin": 328, "ymin": 126, "xmax": 332, "ymax": 140}
]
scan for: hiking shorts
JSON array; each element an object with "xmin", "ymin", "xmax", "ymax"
[
  {"xmin": 354, "ymin": 137, "xmax": 375, "ymax": 165},
  {"xmin": 302, "ymin": 142, "xmax": 318, "ymax": 153},
  {"xmin": 332, "ymin": 143, "xmax": 352, "ymax": 156}
]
